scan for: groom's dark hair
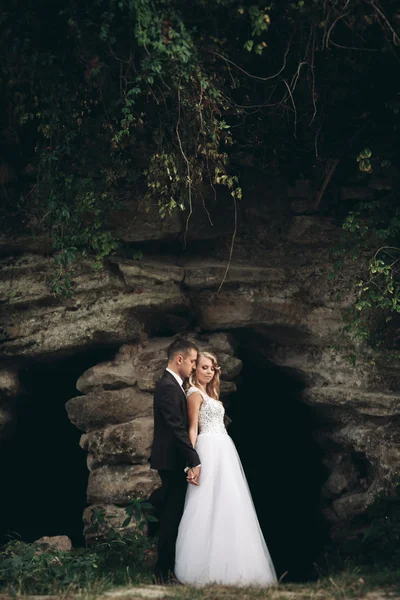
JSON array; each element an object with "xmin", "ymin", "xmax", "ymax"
[{"xmin": 167, "ymin": 338, "xmax": 198, "ymax": 361}]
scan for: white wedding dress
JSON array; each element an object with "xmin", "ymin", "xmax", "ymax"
[{"xmin": 175, "ymin": 386, "xmax": 277, "ymax": 587}]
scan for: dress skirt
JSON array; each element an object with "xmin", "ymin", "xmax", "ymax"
[{"xmin": 175, "ymin": 432, "xmax": 277, "ymax": 587}]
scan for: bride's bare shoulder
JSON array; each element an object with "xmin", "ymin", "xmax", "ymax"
[{"xmin": 186, "ymin": 386, "xmax": 204, "ymax": 403}]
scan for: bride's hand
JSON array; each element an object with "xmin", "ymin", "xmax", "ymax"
[{"xmin": 187, "ymin": 466, "xmax": 201, "ymax": 485}]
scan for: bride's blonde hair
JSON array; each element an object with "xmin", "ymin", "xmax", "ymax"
[{"xmin": 189, "ymin": 351, "xmax": 221, "ymax": 400}]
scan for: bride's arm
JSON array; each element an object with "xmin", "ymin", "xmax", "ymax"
[{"xmin": 187, "ymin": 391, "xmax": 203, "ymax": 448}]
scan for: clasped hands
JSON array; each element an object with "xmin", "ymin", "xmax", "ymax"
[{"xmin": 186, "ymin": 465, "xmax": 201, "ymax": 486}]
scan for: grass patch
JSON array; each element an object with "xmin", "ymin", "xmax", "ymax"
[
  {"xmin": 160, "ymin": 568, "xmax": 400, "ymax": 600},
  {"xmin": 1, "ymin": 538, "xmax": 400, "ymax": 599},
  {"xmin": 1, "ymin": 555, "xmax": 400, "ymax": 600}
]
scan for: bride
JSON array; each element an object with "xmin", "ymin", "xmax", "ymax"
[{"xmin": 175, "ymin": 351, "xmax": 277, "ymax": 587}]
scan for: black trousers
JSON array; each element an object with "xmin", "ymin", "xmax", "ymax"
[{"xmin": 154, "ymin": 469, "xmax": 187, "ymax": 577}]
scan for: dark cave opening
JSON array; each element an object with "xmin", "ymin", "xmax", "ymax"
[
  {"xmin": 227, "ymin": 332, "xmax": 329, "ymax": 583},
  {"xmin": 0, "ymin": 345, "xmax": 119, "ymax": 548}
]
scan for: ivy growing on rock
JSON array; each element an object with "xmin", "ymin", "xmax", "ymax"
[{"xmin": 2, "ymin": 0, "xmax": 260, "ymax": 293}]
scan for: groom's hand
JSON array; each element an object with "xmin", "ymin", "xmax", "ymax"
[{"xmin": 187, "ymin": 466, "xmax": 201, "ymax": 485}]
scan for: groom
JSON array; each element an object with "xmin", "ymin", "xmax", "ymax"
[{"xmin": 150, "ymin": 338, "xmax": 201, "ymax": 584}]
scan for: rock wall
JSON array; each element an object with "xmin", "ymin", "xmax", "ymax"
[{"xmin": 1, "ymin": 173, "xmax": 400, "ymax": 544}]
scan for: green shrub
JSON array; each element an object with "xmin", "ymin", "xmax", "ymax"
[
  {"xmin": 0, "ymin": 499, "xmax": 157, "ymax": 594},
  {"xmin": 0, "ymin": 540, "xmax": 106, "ymax": 595}
]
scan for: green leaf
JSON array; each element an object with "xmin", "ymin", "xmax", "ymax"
[{"xmin": 146, "ymin": 515, "xmax": 158, "ymax": 522}]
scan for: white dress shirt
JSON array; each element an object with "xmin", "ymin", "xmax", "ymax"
[{"xmin": 166, "ymin": 367, "xmax": 184, "ymax": 389}]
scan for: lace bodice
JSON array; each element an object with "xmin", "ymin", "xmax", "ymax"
[{"xmin": 186, "ymin": 387, "xmax": 227, "ymax": 435}]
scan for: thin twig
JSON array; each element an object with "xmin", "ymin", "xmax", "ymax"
[
  {"xmin": 217, "ymin": 192, "xmax": 237, "ymax": 294},
  {"xmin": 282, "ymin": 79, "xmax": 297, "ymax": 138},
  {"xmin": 368, "ymin": 0, "xmax": 400, "ymax": 45},
  {"xmin": 309, "ymin": 30, "xmax": 318, "ymax": 125},
  {"xmin": 211, "ymin": 40, "xmax": 292, "ymax": 82},
  {"xmin": 206, "ymin": 156, "xmax": 217, "ymax": 206},
  {"xmin": 107, "ymin": 42, "xmax": 131, "ymax": 64},
  {"xmin": 314, "ymin": 121, "xmax": 322, "ymax": 158},
  {"xmin": 198, "ymin": 190, "xmax": 213, "ymax": 226},
  {"xmin": 325, "ymin": 11, "xmax": 350, "ymax": 49},
  {"xmin": 225, "ymin": 60, "xmax": 237, "ymax": 89},
  {"xmin": 289, "ymin": 61, "xmax": 309, "ymax": 93},
  {"xmin": 175, "ymin": 86, "xmax": 193, "ymax": 247},
  {"xmin": 314, "ymin": 158, "xmax": 340, "ymax": 210},
  {"xmin": 198, "ymin": 85, "xmax": 204, "ymax": 135},
  {"xmin": 329, "ymin": 40, "xmax": 380, "ymax": 51},
  {"xmin": 159, "ymin": 73, "xmax": 171, "ymax": 91},
  {"xmin": 373, "ymin": 246, "xmax": 400, "ymax": 260}
]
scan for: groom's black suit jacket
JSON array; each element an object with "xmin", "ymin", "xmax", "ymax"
[{"xmin": 150, "ymin": 370, "xmax": 200, "ymax": 471}]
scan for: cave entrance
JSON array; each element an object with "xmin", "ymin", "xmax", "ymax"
[
  {"xmin": 227, "ymin": 330, "xmax": 329, "ymax": 582},
  {"xmin": 0, "ymin": 346, "xmax": 119, "ymax": 548},
  {"xmin": 0, "ymin": 329, "xmax": 330, "ymax": 579}
]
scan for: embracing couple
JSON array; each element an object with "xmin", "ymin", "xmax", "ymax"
[{"xmin": 150, "ymin": 338, "xmax": 277, "ymax": 587}]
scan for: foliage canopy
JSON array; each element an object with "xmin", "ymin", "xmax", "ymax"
[{"xmin": 1, "ymin": 0, "xmax": 400, "ymax": 307}]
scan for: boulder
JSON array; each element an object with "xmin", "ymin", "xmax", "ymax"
[
  {"xmin": 66, "ymin": 388, "xmax": 153, "ymax": 432},
  {"xmin": 34, "ymin": 535, "xmax": 72, "ymax": 553},
  {"xmin": 81, "ymin": 417, "xmax": 154, "ymax": 465},
  {"xmin": 87, "ymin": 464, "xmax": 160, "ymax": 505},
  {"xmin": 76, "ymin": 360, "xmax": 138, "ymax": 394},
  {"xmin": 85, "ymin": 337, "xmax": 171, "ymax": 394}
]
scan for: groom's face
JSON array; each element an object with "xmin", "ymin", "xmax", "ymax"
[{"xmin": 178, "ymin": 349, "xmax": 198, "ymax": 379}]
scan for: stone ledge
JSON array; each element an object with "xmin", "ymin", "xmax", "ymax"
[
  {"xmin": 110, "ymin": 257, "xmax": 184, "ymax": 286},
  {"xmin": 183, "ymin": 261, "xmax": 286, "ymax": 289},
  {"xmin": 306, "ymin": 386, "xmax": 400, "ymax": 416}
]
